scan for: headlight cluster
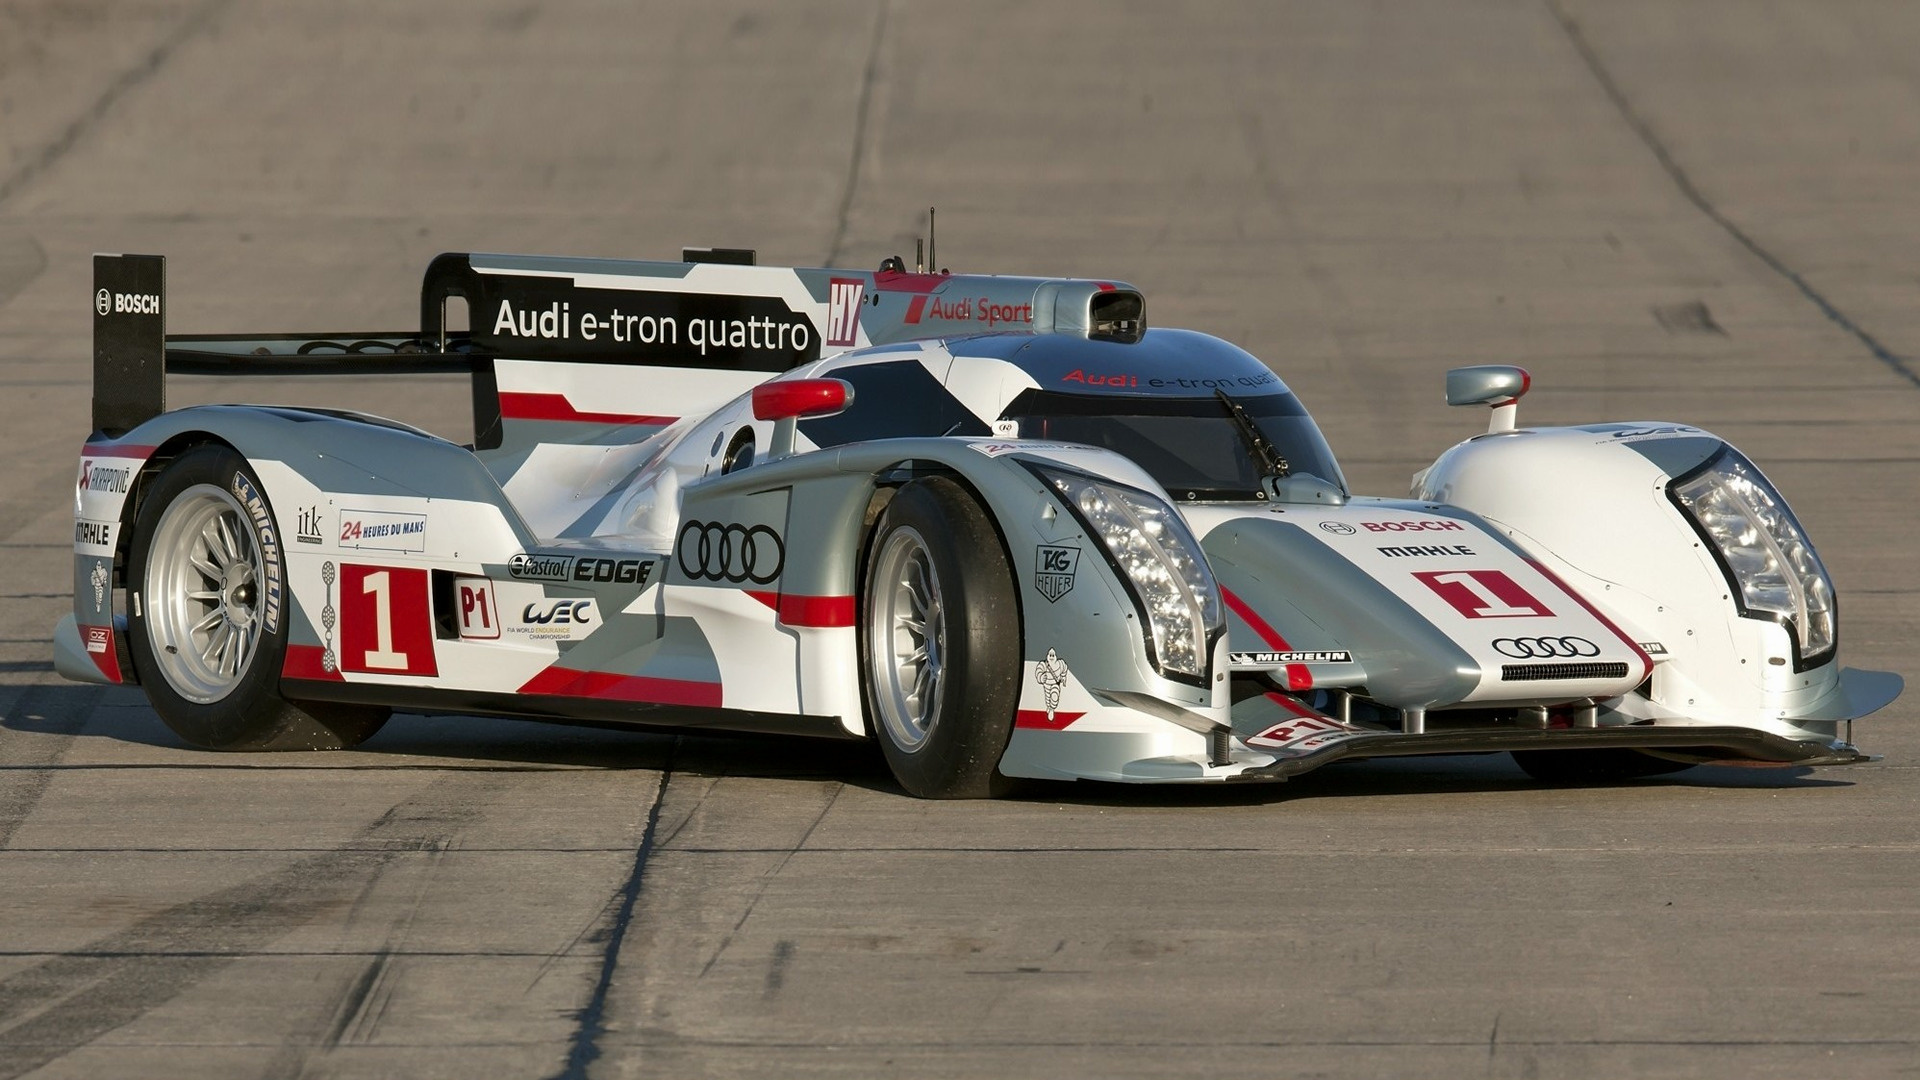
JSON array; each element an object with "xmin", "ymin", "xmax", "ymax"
[
  {"xmin": 1033, "ymin": 466, "xmax": 1223, "ymax": 681},
  {"xmin": 1670, "ymin": 448, "xmax": 1835, "ymax": 667}
]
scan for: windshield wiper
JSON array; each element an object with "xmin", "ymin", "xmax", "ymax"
[{"xmin": 1214, "ymin": 389, "xmax": 1290, "ymax": 479}]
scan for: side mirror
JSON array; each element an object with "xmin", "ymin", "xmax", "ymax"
[
  {"xmin": 751, "ymin": 378, "xmax": 854, "ymax": 460},
  {"xmin": 1445, "ymin": 365, "xmax": 1530, "ymax": 434}
]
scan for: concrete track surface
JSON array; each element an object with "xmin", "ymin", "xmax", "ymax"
[{"xmin": 2, "ymin": 2, "xmax": 1918, "ymax": 1077}]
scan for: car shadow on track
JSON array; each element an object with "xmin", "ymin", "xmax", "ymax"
[
  {"xmin": 1023, "ymin": 753, "xmax": 1852, "ymax": 809},
  {"xmin": 2, "ymin": 686, "xmax": 1856, "ymax": 803}
]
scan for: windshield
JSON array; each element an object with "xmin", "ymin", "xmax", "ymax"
[{"xmin": 999, "ymin": 389, "xmax": 1345, "ymax": 500}]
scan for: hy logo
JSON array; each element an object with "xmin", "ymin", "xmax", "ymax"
[{"xmin": 826, "ymin": 278, "xmax": 864, "ymax": 347}]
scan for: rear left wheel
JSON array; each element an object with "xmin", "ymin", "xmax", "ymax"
[{"xmin": 127, "ymin": 445, "xmax": 388, "ymax": 750}]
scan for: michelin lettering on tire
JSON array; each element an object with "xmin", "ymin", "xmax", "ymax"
[{"xmin": 229, "ymin": 472, "xmax": 283, "ymax": 634}]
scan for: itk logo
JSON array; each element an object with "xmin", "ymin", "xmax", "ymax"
[
  {"xmin": 296, "ymin": 505, "xmax": 324, "ymax": 545},
  {"xmin": 1413, "ymin": 569, "xmax": 1553, "ymax": 619},
  {"xmin": 826, "ymin": 278, "xmax": 864, "ymax": 347}
]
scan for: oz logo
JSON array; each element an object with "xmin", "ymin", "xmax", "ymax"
[
  {"xmin": 95, "ymin": 288, "xmax": 111, "ymax": 317},
  {"xmin": 1034, "ymin": 545, "xmax": 1079, "ymax": 603}
]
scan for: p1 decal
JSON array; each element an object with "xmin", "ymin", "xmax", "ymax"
[
  {"xmin": 455, "ymin": 577, "xmax": 499, "ymax": 640},
  {"xmin": 826, "ymin": 278, "xmax": 864, "ymax": 347},
  {"xmin": 338, "ymin": 564, "xmax": 437, "ymax": 676},
  {"xmin": 1413, "ymin": 569, "xmax": 1552, "ymax": 619},
  {"xmin": 1247, "ymin": 714, "xmax": 1362, "ymax": 752}
]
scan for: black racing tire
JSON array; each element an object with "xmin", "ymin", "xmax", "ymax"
[
  {"xmin": 1510, "ymin": 748, "xmax": 1697, "ymax": 783},
  {"xmin": 859, "ymin": 477, "xmax": 1021, "ymax": 799},
  {"xmin": 126, "ymin": 444, "xmax": 389, "ymax": 751}
]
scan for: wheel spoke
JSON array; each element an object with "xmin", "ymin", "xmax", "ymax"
[
  {"xmin": 192, "ymin": 607, "xmax": 225, "ymax": 634},
  {"xmin": 220, "ymin": 514, "xmax": 243, "ymax": 563},
  {"xmin": 200, "ymin": 519, "xmax": 228, "ymax": 568},
  {"xmin": 188, "ymin": 589, "xmax": 221, "ymax": 602},
  {"xmin": 189, "ymin": 550, "xmax": 222, "ymax": 582}
]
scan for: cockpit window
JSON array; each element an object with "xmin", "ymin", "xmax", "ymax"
[{"xmin": 999, "ymin": 389, "xmax": 1346, "ymax": 500}]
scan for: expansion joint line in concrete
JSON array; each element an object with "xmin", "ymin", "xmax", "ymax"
[
  {"xmin": 0, "ymin": 0, "xmax": 236, "ymax": 209},
  {"xmin": 1545, "ymin": 0, "xmax": 1920, "ymax": 391},
  {"xmin": 548, "ymin": 742, "xmax": 676, "ymax": 1080},
  {"xmin": 825, "ymin": 1, "xmax": 891, "ymax": 267}
]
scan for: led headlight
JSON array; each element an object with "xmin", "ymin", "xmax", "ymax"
[
  {"xmin": 1030, "ymin": 465, "xmax": 1223, "ymax": 682},
  {"xmin": 1669, "ymin": 447, "xmax": 1835, "ymax": 668}
]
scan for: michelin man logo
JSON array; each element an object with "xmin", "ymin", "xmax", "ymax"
[
  {"xmin": 1033, "ymin": 648, "xmax": 1070, "ymax": 721},
  {"xmin": 90, "ymin": 562, "xmax": 109, "ymax": 610}
]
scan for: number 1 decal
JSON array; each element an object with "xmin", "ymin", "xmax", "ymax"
[
  {"xmin": 339, "ymin": 564, "xmax": 438, "ymax": 676},
  {"xmin": 1412, "ymin": 569, "xmax": 1553, "ymax": 619}
]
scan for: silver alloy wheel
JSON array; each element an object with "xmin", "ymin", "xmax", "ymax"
[
  {"xmin": 868, "ymin": 525, "xmax": 946, "ymax": 753},
  {"xmin": 144, "ymin": 483, "xmax": 266, "ymax": 704}
]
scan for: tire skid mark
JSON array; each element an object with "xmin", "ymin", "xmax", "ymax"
[
  {"xmin": 1545, "ymin": 0, "xmax": 1920, "ymax": 390},
  {"xmin": 696, "ymin": 782, "xmax": 842, "ymax": 980},
  {"xmin": 0, "ymin": 0, "xmax": 236, "ymax": 208},
  {"xmin": 0, "ymin": 776, "xmax": 492, "ymax": 1079},
  {"xmin": 0, "ymin": 683, "xmax": 104, "ymax": 850},
  {"xmin": 547, "ymin": 743, "xmax": 677, "ymax": 1080},
  {"xmin": 823, "ymin": 0, "xmax": 890, "ymax": 266}
]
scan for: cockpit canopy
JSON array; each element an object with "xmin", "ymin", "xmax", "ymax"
[{"xmin": 799, "ymin": 328, "xmax": 1345, "ymax": 501}]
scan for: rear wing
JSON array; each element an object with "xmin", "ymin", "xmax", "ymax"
[{"xmin": 91, "ymin": 250, "xmax": 1146, "ymax": 446}]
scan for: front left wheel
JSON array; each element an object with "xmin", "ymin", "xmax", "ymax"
[
  {"xmin": 126, "ymin": 444, "xmax": 388, "ymax": 750},
  {"xmin": 860, "ymin": 478, "xmax": 1022, "ymax": 799}
]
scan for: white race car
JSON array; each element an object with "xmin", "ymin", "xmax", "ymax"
[{"xmin": 58, "ymin": 249, "xmax": 1900, "ymax": 796}]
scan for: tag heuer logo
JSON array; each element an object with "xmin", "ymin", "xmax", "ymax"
[{"xmin": 1035, "ymin": 545, "xmax": 1080, "ymax": 603}]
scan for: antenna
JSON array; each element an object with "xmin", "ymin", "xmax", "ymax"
[
  {"xmin": 927, "ymin": 206, "xmax": 937, "ymax": 274},
  {"xmin": 914, "ymin": 238, "xmax": 924, "ymax": 274}
]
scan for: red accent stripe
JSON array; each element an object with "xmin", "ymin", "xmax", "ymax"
[
  {"xmin": 80, "ymin": 443, "xmax": 157, "ymax": 460},
  {"xmin": 746, "ymin": 590, "xmax": 856, "ymax": 628},
  {"xmin": 1264, "ymin": 691, "xmax": 1320, "ymax": 719},
  {"xmin": 1523, "ymin": 557, "xmax": 1655, "ymax": 683},
  {"xmin": 904, "ymin": 296, "xmax": 928, "ymax": 323},
  {"xmin": 873, "ymin": 270, "xmax": 948, "ymax": 294},
  {"xmin": 1015, "ymin": 709, "xmax": 1086, "ymax": 730},
  {"xmin": 497, "ymin": 392, "xmax": 677, "ymax": 427},
  {"xmin": 1223, "ymin": 588, "xmax": 1313, "ymax": 691},
  {"xmin": 1220, "ymin": 588, "xmax": 1292, "ymax": 650},
  {"xmin": 518, "ymin": 664, "xmax": 722, "ymax": 708},
  {"xmin": 282, "ymin": 644, "xmax": 343, "ymax": 682}
]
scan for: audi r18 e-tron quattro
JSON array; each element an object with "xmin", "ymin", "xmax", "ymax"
[{"xmin": 57, "ymin": 248, "xmax": 1901, "ymax": 797}]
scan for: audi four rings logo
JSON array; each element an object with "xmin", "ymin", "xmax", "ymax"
[
  {"xmin": 1492, "ymin": 636, "xmax": 1600, "ymax": 658},
  {"xmin": 677, "ymin": 520, "xmax": 784, "ymax": 583}
]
